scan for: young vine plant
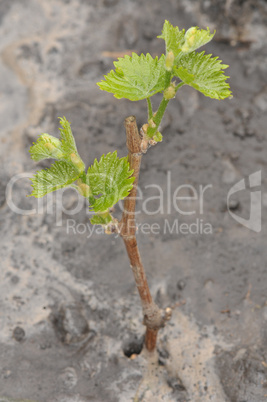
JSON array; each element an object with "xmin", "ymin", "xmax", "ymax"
[
  {"xmin": 29, "ymin": 21, "xmax": 231, "ymax": 222},
  {"xmin": 29, "ymin": 21, "xmax": 231, "ymax": 351}
]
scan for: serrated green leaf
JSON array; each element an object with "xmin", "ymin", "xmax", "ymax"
[
  {"xmin": 181, "ymin": 26, "xmax": 215, "ymax": 54},
  {"xmin": 30, "ymin": 161, "xmax": 80, "ymax": 198},
  {"xmin": 97, "ymin": 53, "xmax": 166, "ymax": 101},
  {"xmin": 86, "ymin": 151, "xmax": 135, "ymax": 212},
  {"xmin": 174, "ymin": 51, "xmax": 232, "ymax": 99},
  {"xmin": 30, "ymin": 134, "xmax": 64, "ymax": 161},
  {"xmin": 158, "ymin": 20, "xmax": 185, "ymax": 59}
]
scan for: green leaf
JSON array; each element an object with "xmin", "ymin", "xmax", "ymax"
[
  {"xmin": 90, "ymin": 213, "xmax": 112, "ymax": 225},
  {"xmin": 181, "ymin": 26, "xmax": 215, "ymax": 54},
  {"xmin": 30, "ymin": 134, "xmax": 64, "ymax": 161},
  {"xmin": 97, "ymin": 53, "xmax": 166, "ymax": 101},
  {"xmin": 158, "ymin": 20, "xmax": 185, "ymax": 59},
  {"xmin": 29, "ymin": 117, "xmax": 85, "ymax": 174},
  {"xmin": 174, "ymin": 51, "xmax": 232, "ymax": 100},
  {"xmin": 158, "ymin": 21, "xmax": 215, "ymax": 60},
  {"xmin": 30, "ymin": 161, "xmax": 80, "ymax": 198},
  {"xmin": 86, "ymin": 151, "xmax": 135, "ymax": 212},
  {"xmin": 58, "ymin": 117, "xmax": 85, "ymax": 172},
  {"xmin": 58, "ymin": 117, "xmax": 78, "ymax": 154}
]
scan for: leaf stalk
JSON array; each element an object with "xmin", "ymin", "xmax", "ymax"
[{"xmin": 146, "ymin": 98, "xmax": 153, "ymax": 120}]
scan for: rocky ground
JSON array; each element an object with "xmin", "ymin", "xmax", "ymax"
[{"xmin": 0, "ymin": 0, "xmax": 267, "ymax": 401}]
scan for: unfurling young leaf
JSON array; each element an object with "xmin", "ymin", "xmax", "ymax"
[
  {"xmin": 86, "ymin": 151, "xmax": 135, "ymax": 212},
  {"xmin": 30, "ymin": 117, "xmax": 85, "ymax": 174},
  {"xmin": 158, "ymin": 21, "xmax": 215, "ymax": 61},
  {"xmin": 30, "ymin": 161, "xmax": 81, "ymax": 198},
  {"xmin": 174, "ymin": 51, "xmax": 231, "ymax": 100},
  {"xmin": 58, "ymin": 117, "xmax": 78, "ymax": 155},
  {"xmin": 157, "ymin": 20, "xmax": 185, "ymax": 59},
  {"xmin": 29, "ymin": 134, "xmax": 64, "ymax": 161},
  {"xmin": 97, "ymin": 53, "xmax": 166, "ymax": 101},
  {"xmin": 181, "ymin": 26, "xmax": 215, "ymax": 54},
  {"xmin": 58, "ymin": 117, "xmax": 85, "ymax": 172}
]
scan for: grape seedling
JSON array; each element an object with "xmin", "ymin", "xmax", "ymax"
[{"xmin": 29, "ymin": 21, "xmax": 231, "ymax": 352}]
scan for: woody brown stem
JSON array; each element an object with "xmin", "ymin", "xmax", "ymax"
[{"xmin": 119, "ymin": 116, "xmax": 168, "ymax": 352}]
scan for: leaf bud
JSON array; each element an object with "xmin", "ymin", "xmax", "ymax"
[
  {"xmin": 148, "ymin": 118, "xmax": 156, "ymax": 128},
  {"xmin": 163, "ymin": 83, "xmax": 176, "ymax": 100},
  {"xmin": 104, "ymin": 220, "xmax": 119, "ymax": 234},
  {"xmin": 141, "ymin": 123, "xmax": 149, "ymax": 136},
  {"xmin": 140, "ymin": 124, "xmax": 151, "ymax": 151},
  {"xmin": 165, "ymin": 51, "xmax": 174, "ymax": 71},
  {"xmin": 153, "ymin": 132, "xmax": 163, "ymax": 142},
  {"xmin": 44, "ymin": 142, "xmax": 64, "ymax": 159},
  {"xmin": 182, "ymin": 27, "xmax": 198, "ymax": 52},
  {"xmin": 77, "ymin": 181, "xmax": 91, "ymax": 198},
  {"xmin": 42, "ymin": 134, "xmax": 61, "ymax": 146},
  {"xmin": 70, "ymin": 153, "xmax": 84, "ymax": 173},
  {"xmin": 44, "ymin": 142, "xmax": 55, "ymax": 152}
]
